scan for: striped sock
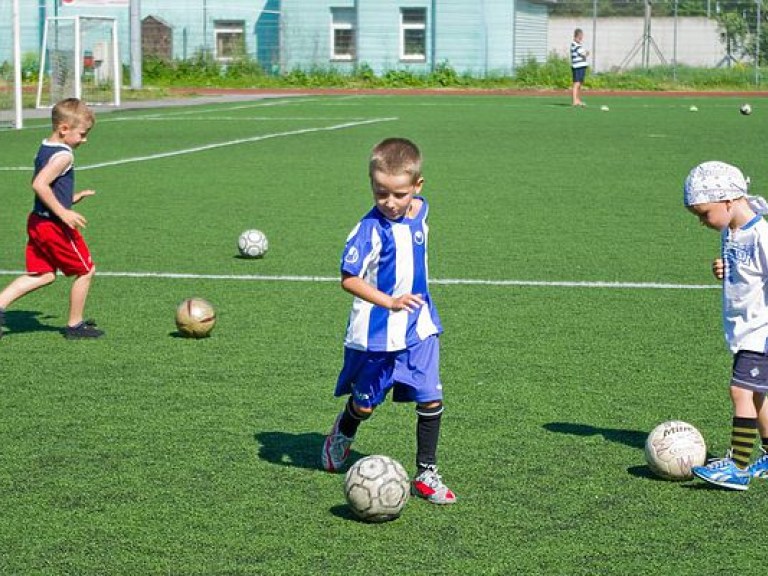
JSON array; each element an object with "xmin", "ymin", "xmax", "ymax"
[{"xmin": 731, "ymin": 417, "xmax": 758, "ymax": 469}]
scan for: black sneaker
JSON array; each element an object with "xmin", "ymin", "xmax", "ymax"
[
  {"xmin": 63, "ymin": 320, "xmax": 104, "ymax": 339},
  {"xmin": 0, "ymin": 308, "xmax": 5, "ymax": 339}
]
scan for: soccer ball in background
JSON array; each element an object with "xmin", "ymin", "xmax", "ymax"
[
  {"xmin": 740, "ymin": 103, "xmax": 752, "ymax": 115},
  {"xmin": 175, "ymin": 298, "xmax": 216, "ymax": 338},
  {"xmin": 238, "ymin": 229, "xmax": 269, "ymax": 258},
  {"xmin": 645, "ymin": 420, "xmax": 707, "ymax": 480},
  {"xmin": 344, "ymin": 455, "xmax": 410, "ymax": 522}
]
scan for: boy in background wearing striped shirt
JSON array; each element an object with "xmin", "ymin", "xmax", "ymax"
[
  {"xmin": 570, "ymin": 28, "xmax": 589, "ymax": 107},
  {"xmin": 321, "ymin": 138, "xmax": 456, "ymax": 505}
]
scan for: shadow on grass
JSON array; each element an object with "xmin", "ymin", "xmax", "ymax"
[
  {"xmin": 254, "ymin": 430, "xmax": 366, "ymax": 471},
  {"xmin": 544, "ymin": 422, "xmax": 647, "ymax": 450},
  {"xmin": 2, "ymin": 310, "xmax": 61, "ymax": 335}
]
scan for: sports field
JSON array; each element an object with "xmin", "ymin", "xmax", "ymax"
[{"xmin": 1, "ymin": 93, "xmax": 767, "ymax": 574}]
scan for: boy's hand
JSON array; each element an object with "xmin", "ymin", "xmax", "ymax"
[
  {"xmin": 713, "ymin": 258, "xmax": 724, "ymax": 280},
  {"xmin": 390, "ymin": 293, "xmax": 425, "ymax": 313},
  {"xmin": 60, "ymin": 209, "xmax": 88, "ymax": 230},
  {"xmin": 73, "ymin": 189, "xmax": 96, "ymax": 204}
]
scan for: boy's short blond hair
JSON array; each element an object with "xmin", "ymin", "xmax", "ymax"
[
  {"xmin": 51, "ymin": 98, "xmax": 95, "ymax": 130},
  {"xmin": 369, "ymin": 138, "xmax": 422, "ymax": 184}
]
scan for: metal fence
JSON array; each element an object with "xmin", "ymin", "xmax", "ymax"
[{"xmin": 549, "ymin": 0, "xmax": 763, "ymax": 82}]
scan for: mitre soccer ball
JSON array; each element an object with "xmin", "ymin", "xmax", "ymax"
[
  {"xmin": 238, "ymin": 229, "xmax": 269, "ymax": 258},
  {"xmin": 344, "ymin": 455, "xmax": 410, "ymax": 522},
  {"xmin": 740, "ymin": 103, "xmax": 752, "ymax": 115},
  {"xmin": 175, "ymin": 298, "xmax": 216, "ymax": 338},
  {"xmin": 645, "ymin": 420, "xmax": 706, "ymax": 480}
]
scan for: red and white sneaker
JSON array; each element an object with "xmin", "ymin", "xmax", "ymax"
[
  {"xmin": 411, "ymin": 465, "xmax": 457, "ymax": 505},
  {"xmin": 321, "ymin": 412, "xmax": 354, "ymax": 473}
]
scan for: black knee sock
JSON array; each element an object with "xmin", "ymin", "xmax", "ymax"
[
  {"xmin": 416, "ymin": 403, "xmax": 443, "ymax": 473},
  {"xmin": 338, "ymin": 397, "xmax": 369, "ymax": 438}
]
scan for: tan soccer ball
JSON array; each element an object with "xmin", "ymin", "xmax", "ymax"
[
  {"xmin": 175, "ymin": 298, "xmax": 216, "ymax": 338},
  {"xmin": 645, "ymin": 420, "xmax": 706, "ymax": 480}
]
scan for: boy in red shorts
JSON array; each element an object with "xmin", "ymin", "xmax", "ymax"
[{"xmin": 0, "ymin": 98, "xmax": 103, "ymax": 340}]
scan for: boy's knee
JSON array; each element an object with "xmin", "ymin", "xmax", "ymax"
[
  {"xmin": 416, "ymin": 401, "xmax": 443, "ymax": 417},
  {"xmin": 350, "ymin": 400, "xmax": 374, "ymax": 417},
  {"xmin": 38, "ymin": 272, "xmax": 56, "ymax": 285}
]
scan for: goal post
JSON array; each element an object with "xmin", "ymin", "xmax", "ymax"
[
  {"xmin": 0, "ymin": 0, "xmax": 23, "ymax": 129},
  {"xmin": 36, "ymin": 16, "xmax": 121, "ymax": 109}
]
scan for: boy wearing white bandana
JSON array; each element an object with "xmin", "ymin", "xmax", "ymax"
[{"xmin": 684, "ymin": 161, "xmax": 768, "ymax": 490}]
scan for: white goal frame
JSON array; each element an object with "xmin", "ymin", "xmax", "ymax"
[
  {"xmin": 0, "ymin": 0, "xmax": 23, "ymax": 129},
  {"xmin": 36, "ymin": 15, "xmax": 121, "ymax": 109}
]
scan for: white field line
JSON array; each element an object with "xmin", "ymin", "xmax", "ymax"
[
  {"xmin": 0, "ymin": 116, "xmax": 397, "ymax": 172},
  {"xmin": 0, "ymin": 269, "xmax": 719, "ymax": 289},
  {"xmin": 105, "ymin": 116, "xmax": 369, "ymax": 122}
]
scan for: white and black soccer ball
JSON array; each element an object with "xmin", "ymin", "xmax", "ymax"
[
  {"xmin": 645, "ymin": 420, "xmax": 706, "ymax": 481},
  {"xmin": 344, "ymin": 455, "xmax": 410, "ymax": 522},
  {"xmin": 238, "ymin": 229, "xmax": 268, "ymax": 258},
  {"xmin": 740, "ymin": 103, "xmax": 752, "ymax": 116}
]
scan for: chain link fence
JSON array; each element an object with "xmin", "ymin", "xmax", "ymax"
[{"xmin": 548, "ymin": 0, "xmax": 763, "ymax": 83}]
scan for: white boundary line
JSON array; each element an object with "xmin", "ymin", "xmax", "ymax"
[
  {"xmin": 0, "ymin": 269, "xmax": 720, "ymax": 289},
  {"xmin": 0, "ymin": 116, "xmax": 398, "ymax": 172}
]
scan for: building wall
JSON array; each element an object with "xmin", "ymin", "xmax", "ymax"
[
  {"xmin": 514, "ymin": 1, "xmax": 549, "ymax": 68},
  {"xmin": 5, "ymin": 0, "xmax": 552, "ymax": 78}
]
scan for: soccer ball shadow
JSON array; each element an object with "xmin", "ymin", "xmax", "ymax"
[{"xmin": 254, "ymin": 430, "xmax": 366, "ymax": 471}]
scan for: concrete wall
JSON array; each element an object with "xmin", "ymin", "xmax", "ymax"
[{"xmin": 549, "ymin": 17, "xmax": 727, "ymax": 72}]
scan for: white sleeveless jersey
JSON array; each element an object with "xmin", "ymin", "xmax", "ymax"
[
  {"xmin": 340, "ymin": 196, "xmax": 442, "ymax": 352},
  {"xmin": 722, "ymin": 215, "xmax": 768, "ymax": 353}
]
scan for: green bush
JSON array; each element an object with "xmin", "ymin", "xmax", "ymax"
[{"xmin": 134, "ymin": 52, "xmax": 765, "ymax": 92}]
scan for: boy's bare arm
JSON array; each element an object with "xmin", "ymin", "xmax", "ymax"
[
  {"xmin": 341, "ymin": 274, "xmax": 425, "ymax": 312},
  {"xmin": 32, "ymin": 154, "xmax": 88, "ymax": 229}
]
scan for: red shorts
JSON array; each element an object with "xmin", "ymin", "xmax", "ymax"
[{"xmin": 26, "ymin": 213, "xmax": 94, "ymax": 276}]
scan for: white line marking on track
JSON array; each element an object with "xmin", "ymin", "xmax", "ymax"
[{"xmin": 0, "ymin": 269, "xmax": 720, "ymax": 289}]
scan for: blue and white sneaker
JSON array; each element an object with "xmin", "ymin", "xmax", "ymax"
[
  {"xmin": 692, "ymin": 453, "xmax": 751, "ymax": 491},
  {"xmin": 749, "ymin": 448, "xmax": 768, "ymax": 479}
]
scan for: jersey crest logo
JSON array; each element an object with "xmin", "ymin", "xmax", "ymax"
[
  {"xmin": 344, "ymin": 247, "xmax": 360, "ymax": 264},
  {"xmin": 414, "ymin": 230, "xmax": 425, "ymax": 245}
]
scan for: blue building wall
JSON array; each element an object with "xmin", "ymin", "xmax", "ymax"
[{"xmin": 4, "ymin": 0, "xmax": 549, "ymax": 78}]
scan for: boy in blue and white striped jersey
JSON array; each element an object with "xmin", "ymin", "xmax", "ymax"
[
  {"xmin": 570, "ymin": 28, "xmax": 589, "ymax": 107},
  {"xmin": 321, "ymin": 138, "xmax": 456, "ymax": 505}
]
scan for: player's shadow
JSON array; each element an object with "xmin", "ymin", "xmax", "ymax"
[
  {"xmin": 254, "ymin": 431, "xmax": 366, "ymax": 471},
  {"xmin": 2, "ymin": 310, "xmax": 61, "ymax": 335},
  {"xmin": 543, "ymin": 422, "xmax": 647, "ymax": 450},
  {"xmin": 545, "ymin": 422, "xmax": 708, "ymax": 482},
  {"xmin": 545, "ymin": 422, "xmax": 655, "ymax": 479}
]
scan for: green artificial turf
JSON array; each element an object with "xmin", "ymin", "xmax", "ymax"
[{"xmin": 1, "ymin": 93, "xmax": 767, "ymax": 574}]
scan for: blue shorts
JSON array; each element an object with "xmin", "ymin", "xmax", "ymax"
[
  {"xmin": 335, "ymin": 335, "xmax": 442, "ymax": 409},
  {"xmin": 572, "ymin": 67, "xmax": 587, "ymax": 83},
  {"xmin": 731, "ymin": 350, "xmax": 768, "ymax": 394}
]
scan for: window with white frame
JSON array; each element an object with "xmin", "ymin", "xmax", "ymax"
[
  {"xmin": 214, "ymin": 20, "xmax": 245, "ymax": 61},
  {"xmin": 331, "ymin": 7, "xmax": 356, "ymax": 60},
  {"xmin": 400, "ymin": 8, "xmax": 426, "ymax": 61}
]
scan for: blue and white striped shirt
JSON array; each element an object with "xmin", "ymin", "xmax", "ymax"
[
  {"xmin": 571, "ymin": 40, "xmax": 588, "ymax": 69},
  {"xmin": 340, "ymin": 196, "xmax": 442, "ymax": 352}
]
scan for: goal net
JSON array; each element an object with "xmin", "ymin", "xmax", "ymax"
[
  {"xmin": 0, "ymin": 0, "xmax": 22, "ymax": 129},
  {"xmin": 36, "ymin": 16, "xmax": 121, "ymax": 109}
]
